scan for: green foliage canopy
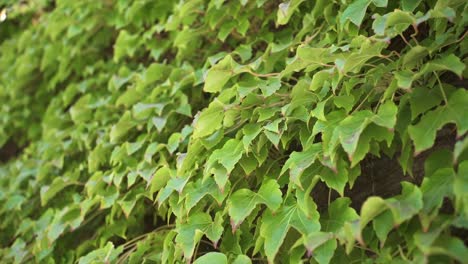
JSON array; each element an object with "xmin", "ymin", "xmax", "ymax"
[{"xmin": 0, "ymin": 0, "xmax": 467, "ymax": 263}]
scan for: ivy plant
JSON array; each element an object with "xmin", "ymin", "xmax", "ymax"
[{"xmin": 0, "ymin": 0, "xmax": 467, "ymax": 263}]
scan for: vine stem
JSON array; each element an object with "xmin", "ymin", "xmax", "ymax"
[
  {"xmin": 350, "ymin": 90, "xmax": 374, "ymax": 115},
  {"xmin": 246, "ymin": 70, "xmax": 281, "ymax": 77},
  {"xmin": 434, "ymin": 73, "xmax": 448, "ymax": 106},
  {"xmin": 122, "ymin": 224, "xmax": 175, "ymax": 249}
]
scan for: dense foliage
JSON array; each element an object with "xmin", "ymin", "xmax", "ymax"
[{"xmin": 1, "ymin": 0, "xmax": 467, "ymax": 263}]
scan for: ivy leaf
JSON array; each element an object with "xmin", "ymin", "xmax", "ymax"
[
  {"xmin": 193, "ymin": 101, "xmax": 225, "ymax": 139},
  {"xmin": 340, "ymin": 0, "xmax": 371, "ymax": 27},
  {"xmin": 385, "ymin": 10, "xmax": 415, "ymax": 32},
  {"xmin": 281, "ymin": 143, "xmax": 322, "ymax": 188},
  {"xmin": 175, "ymin": 212, "xmax": 224, "ymax": 260},
  {"xmin": 336, "ymin": 111, "xmax": 373, "ymax": 161},
  {"xmin": 152, "ymin": 116, "xmax": 167, "ymax": 132},
  {"xmin": 184, "ymin": 178, "xmax": 229, "ymax": 213},
  {"xmin": 373, "ymin": 100, "xmax": 398, "ymax": 129},
  {"xmin": 311, "ymin": 236, "xmax": 337, "ymax": 264},
  {"xmin": 40, "ymin": 178, "xmax": 73, "ymax": 206},
  {"xmin": 78, "ymin": 242, "xmax": 123, "ymax": 264},
  {"xmin": 408, "ymin": 90, "xmax": 468, "ymax": 153},
  {"xmin": 360, "ymin": 197, "xmax": 387, "ymax": 230},
  {"xmin": 149, "ymin": 167, "xmax": 172, "ymax": 194},
  {"xmin": 260, "ymin": 202, "xmax": 320, "ymax": 262},
  {"xmin": 420, "ymin": 168, "xmax": 454, "ymax": 214},
  {"xmin": 114, "ymin": 30, "xmax": 139, "ymax": 62},
  {"xmin": 204, "ymin": 55, "xmax": 238, "ymax": 93},
  {"xmin": 193, "ymin": 252, "xmax": 227, "ymax": 264},
  {"xmin": 371, "ymin": 0, "xmax": 387, "ymax": 7},
  {"xmin": 110, "ymin": 111, "xmax": 135, "ymax": 143},
  {"xmin": 416, "ymin": 54, "xmax": 466, "ymax": 79},
  {"xmin": 409, "ymin": 86, "xmax": 443, "ymax": 120},
  {"xmin": 454, "ymin": 161, "xmax": 468, "ymax": 217},
  {"xmin": 207, "ymin": 139, "xmax": 244, "ymax": 174},
  {"xmin": 386, "ymin": 182, "xmax": 423, "ymax": 225},
  {"xmin": 454, "ymin": 137, "xmax": 468, "ymax": 163},
  {"xmin": 242, "ymin": 123, "xmax": 263, "ymax": 152},
  {"xmin": 232, "ymin": 255, "xmax": 252, "ymax": 264},
  {"xmin": 402, "ymin": 0, "xmax": 421, "ymax": 11},
  {"xmin": 319, "ymin": 158, "xmax": 349, "ymax": 196},
  {"xmin": 395, "ymin": 70, "xmax": 413, "ymax": 89},
  {"xmin": 276, "ymin": 0, "xmax": 305, "ymax": 26},
  {"xmin": 304, "ymin": 232, "xmax": 335, "ymax": 258},
  {"xmin": 402, "ymin": 45, "xmax": 428, "ymax": 69},
  {"xmin": 260, "ymin": 78, "xmax": 281, "ymax": 97},
  {"xmin": 372, "ymin": 210, "xmax": 393, "ymax": 245},
  {"xmin": 228, "ymin": 179, "xmax": 282, "ymax": 229},
  {"xmin": 321, "ymin": 198, "xmax": 359, "ymax": 232}
]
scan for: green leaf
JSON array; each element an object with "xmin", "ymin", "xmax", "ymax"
[
  {"xmin": 454, "ymin": 161, "xmax": 468, "ymax": 216},
  {"xmin": 402, "ymin": 45, "xmax": 428, "ymax": 69},
  {"xmin": 401, "ymin": 0, "xmax": 421, "ymax": 11},
  {"xmin": 409, "ymin": 90, "xmax": 468, "ymax": 153},
  {"xmin": 176, "ymin": 212, "xmax": 224, "ymax": 260},
  {"xmin": 454, "ymin": 137, "xmax": 468, "ymax": 163},
  {"xmin": 193, "ymin": 101, "xmax": 225, "ymax": 138},
  {"xmin": 152, "ymin": 116, "xmax": 167, "ymax": 132},
  {"xmin": 260, "ymin": 202, "xmax": 320, "ymax": 262},
  {"xmin": 395, "ymin": 70, "xmax": 413, "ymax": 89},
  {"xmin": 78, "ymin": 242, "xmax": 123, "ymax": 264},
  {"xmin": 193, "ymin": 252, "xmax": 227, "ymax": 264},
  {"xmin": 340, "ymin": 0, "xmax": 371, "ymax": 27},
  {"xmin": 232, "ymin": 255, "xmax": 252, "ymax": 264},
  {"xmin": 110, "ymin": 111, "xmax": 135, "ymax": 143},
  {"xmin": 360, "ymin": 197, "xmax": 387, "ymax": 230},
  {"xmin": 386, "ymin": 182, "xmax": 423, "ymax": 224},
  {"xmin": 313, "ymin": 238, "xmax": 337, "ymax": 264},
  {"xmin": 242, "ymin": 124, "xmax": 263, "ymax": 152},
  {"xmin": 114, "ymin": 30, "xmax": 139, "ymax": 62},
  {"xmin": 310, "ymin": 70, "xmax": 332, "ymax": 91},
  {"xmin": 333, "ymin": 95, "xmax": 355, "ymax": 113},
  {"xmin": 420, "ymin": 168, "xmax": 454, "ymax": 213},
  {"xmin": 372, "ymin": 210, "xmax": 393, "ymax": 245},
  {"xmin": 416, "ymin": 54, "xmax": 466, "ymax": 79},
  {"xmin": 373, "ymin": 100, "xmax": 398, "ymax": 129},
  {"xmin": 321, "ymin": 198, "xmax": 359, "ymax": 232},
  {"xmin": 260, "ymin": 78, "xmax": 282, "ymax": 97},
  {"xmin": 150, "ymin": 167, "xmax": 172, "ymax": 194},
  {"xmin": 40, "ymin": 178, "xmax": 73, "ymax": 206},
  {"xmin": 208, "ymin": 139, "xmax": 244, "ymax": 174},
  {"xmin": 304, "ymin": 232, "xmax": 334, "ymax": 257},
  {"xmin": 228, "ymin": 179, "xmax": 282, "ymax": 229},
  {"xmin": 276, "ymin": 0, "xmax": 306, "ymax": 25},
  {"xmin": 319, "ymin": 159, "xmax": 349, "ymax": 196},
  {"xmin": 184, "ymin": 178, "xmax": 228, "ymax": 213},
  {"xmin": 281, "ymin": 143, "xmax": 322, "ymax": 187},
  {"xmin": 385, "ymin": 10, "xmax": 415, "ymax": 31},
  {"xmin": 336, "ymin": 111, "xmax": 373, "ymax": 160},
  {"xmin": 204, "ymin": 55, "xmax": 238, "ymax": 93},
  {"xmin": 409, "ymin": 86, "xmax": 443, "ymax": 120}
]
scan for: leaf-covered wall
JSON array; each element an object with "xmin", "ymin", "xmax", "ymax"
[{"xmin": 0, "ymin": 0, "xmax": 467, "ymax": 263}]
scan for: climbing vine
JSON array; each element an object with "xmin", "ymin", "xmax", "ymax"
[{"xmin": 0, "ymin": 0, "xmax": 467, "ymax": 263}]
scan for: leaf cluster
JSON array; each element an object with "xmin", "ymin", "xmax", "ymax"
[{"xmin": 0, "ymin": 0, "xmax": 467, "ymax": 263}]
